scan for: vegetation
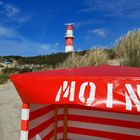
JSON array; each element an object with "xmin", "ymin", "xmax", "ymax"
[
  {"xmin": 0, "ymin": 74, "xmax": 9, "ymax": 84},
  {"xmin": 2, "ymin": 67, "xmax": 33, "ymax": 74},
  {"xmin": 57, "ymin": 49, "xmax": 108, "ymax": 68},
  {"xmin": 0, "ymin": 67, "xmax": 33, "ymax": 84},
  {"xmin": 0, "ymin": 52, "xmax": 70, "ymax": 66},
  {"xmin": 2, "ymin": 68, "xmax": 20, "ymax": 74},
  {"xmin": 115, "ymin": 29, "xmax": 140, "ymax": 67}
]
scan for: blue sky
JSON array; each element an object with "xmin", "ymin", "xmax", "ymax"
[{"xmin": 0, "ymin": 0, "xmax": 140, "ymax": 56}]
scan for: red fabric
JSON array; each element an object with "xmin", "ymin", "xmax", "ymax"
[
  {"xmin": 10, "ymin": 65, "xmax": 140, "ymax": 114},
  {"xmin": 28, "ymin": 104, "xmax": 140, "ymax": 139}
]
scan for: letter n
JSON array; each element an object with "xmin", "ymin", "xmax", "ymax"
[{"xmin": 125, "ymin": 84, "xmax": 140, "ymax": 112}]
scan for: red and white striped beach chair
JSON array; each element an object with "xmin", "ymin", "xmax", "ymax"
[{"xmin": 11, "ymin": 65, "xmax": 140, "ymax": 140}]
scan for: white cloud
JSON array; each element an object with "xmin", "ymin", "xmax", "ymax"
[
  {"xmin": 39, "ymin": 43, "xmax": 60, "ymax": 54},
  {"xmin": 89, "ymin": 28, "xmax": 108, "ymax": 37},
  {"xmin": 81, "ymin": 0, "xmax": 140, "ymax": 19},
  {"xmin": 0, "ymin": 26, "xmax": 17, "ymax": 38},
  {"xmin": 0, "ymin": 26, "xmax": 61, "ymax": 56},
  {"xmin": 0, "ymin": 2, "xmax": 59, "ymax": 56},
  {"xmin": 75, "ymin": 19, "xmax": 104, "ymax": 28},
  {"xmin": 0, "ymin": 38, "xmax": 61, "ymax": 56},
  {"xmin": 91, "ymin": 44, "xmax": 109, "ymax": 49},
  {"xmin": 0, "ymin": 2, "xmax": 30, "ymax": 23},
  {"xmin": 4, "ymin": 4, "xmax": 20, "ymax": 18},
  {"xmin": 17, "ymin": 15, "xmax": 30, "ymax": 23},
  {"xmin": 0, "ymin": 1, "xmax": 4, "ymax": 5}
]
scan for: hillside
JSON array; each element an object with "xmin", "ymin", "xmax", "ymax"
[{"xmin": 0, "ymin": 51, "xmax": 88, "ymax": 66}]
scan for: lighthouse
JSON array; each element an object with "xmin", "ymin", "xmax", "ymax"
[{"xmin": 65, "ymin": 23, "xmax": 74, "ymax": 53}]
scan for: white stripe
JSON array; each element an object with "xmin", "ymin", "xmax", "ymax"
[
  {"xmin": 39, "ymin": 120, "xmax": 63, "ymax": 139},
  {"xmin": 30, "ymin": 104, "xmax": 49, "ymax": 112},
  {"xmin": 67, "ymin": 30, "xmax": 73, "ymax": 34},
  {"xmin": 57, "ymin": 108, "xmax": 64, "ymax": 115},
  {"xmin": 49, "ymin": 121, "xmax": 64, "ymax": 140},
  {"xmin": 30, "ymin": 120, "xmax": 63, "ymax": 140},
  {"xmin": 50, "ymin": 133, "xmax": 63, "ymax": 140},
  {"xmin": 21, "ymin": 109, "xmax": 29, "ymax": 120},
  {"xmin": 68, "ymin": 121, "xmax": 140, "ymax": 136},
  {"xmin": 55, "ymin": 133, "xmax": 63, "ymax": 140},
  {"xmin": 50, "ymin": 131, "xmax": 109, "ymax": 140},
  {"xmin": 20, "ymin": 131, "xmax": 28, "ymax": 140},
  {"xmin": 68, "ymin": 133, "xmax": 111, "ymax": 140},
  {"xmin": 29, "ymin": 110, "xmax": 54, "ymax": 130},
  {"xmin": 35, "ymin": 134, "xmax": 41, "ymax": 140},
  {"xmin": 65, "ymin": 46, "xmax": 73, "ymax": 52},
  {"xmin": 29, "ymin": 108, "xmax": 64, "ymax": 130},
  {"xmin": 40, "ymin": 123, "xmax": 54, "ymax": 139},
  {"xmin": 69, "ymin": 108, "xmax": 140, "ymax": 122}
]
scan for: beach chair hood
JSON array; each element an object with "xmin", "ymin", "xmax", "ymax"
[{"xmin": 11, "ymin": 65, "xmax": 140, "ymax": 114}]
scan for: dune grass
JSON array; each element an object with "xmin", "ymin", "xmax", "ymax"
[
  {"xmin": 115, "ymin": 29, "xmax": 140, "ymax": 67},
  {"xmin": 57, "ymin": 48, "xmax": 109, "ymax": 68}
]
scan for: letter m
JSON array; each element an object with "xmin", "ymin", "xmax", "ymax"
[
  {"xmin": 55, "ymin": 81, "xmax": 76, "ymax": 102},
  {"xmin": 125, "ymin": 84, "xmax": 140, "ymax": 112}
]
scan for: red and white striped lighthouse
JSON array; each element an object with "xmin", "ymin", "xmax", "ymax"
[{"xmin": 65, "ymin": 23, "xmax": 74, "ymax": 53}]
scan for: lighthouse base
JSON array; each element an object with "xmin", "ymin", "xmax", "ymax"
[{"xmin": 65, "ymin": 46, "xmax": 74, "ymax": 53}]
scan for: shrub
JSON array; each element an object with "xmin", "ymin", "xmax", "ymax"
[
  {"xmin": 18, "ymin": 67, "xmax": 33, "ymax": 73},
  {"xmin": 2, "ymin": 67, "xmax": 19, "ymax": 74},
  {"xmin": 0, "ymin": 74, "xmax": 9, "ymax": 84}
]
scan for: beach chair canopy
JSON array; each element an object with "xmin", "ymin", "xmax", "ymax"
[
  {"xmin": 11, "ymin": 65, "xmax": 140, "ymax": 114},
  {"xmin": 10, "ymin": 65, "xmax": 140, "ymax": 140}
]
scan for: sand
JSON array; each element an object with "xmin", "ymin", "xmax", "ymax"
[{"xmin": 0, "ymin": 82, "xmax": 21, "ymax": 140}]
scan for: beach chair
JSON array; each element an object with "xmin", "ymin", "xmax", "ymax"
[{"xmin": 11, "ymin": 65, "xmax": 140, "ymax": 140}]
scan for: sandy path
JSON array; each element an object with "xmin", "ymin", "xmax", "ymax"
[{"xmin": 0, "ymin": 82, "xmax": 21, "ymax": 140}]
